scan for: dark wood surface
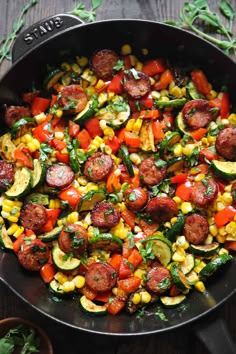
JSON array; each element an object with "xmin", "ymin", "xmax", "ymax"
[{"xmin": 0, "ymin": 1, "xmax": 236, "ymax": 353}]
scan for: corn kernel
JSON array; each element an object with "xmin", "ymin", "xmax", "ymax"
[
  {"xmin": 194, "ymin": 261, "xmax": 206, "ymax": 273},
  {"xmin": 67, "ymin": 212, "xmax": 79, "ymax": 224},
  {"xmin": 172, "ymin": 247, "xmax": 186, "ymax": 262},
  {"xmin": 71, "ymin": 63, "xmax": 81, "ymax": 74},
  {"xmin": 195, "ymin": 281, "xmax": 205, "ymax": 293},
  {"xmin": 135, "ymin": 61, "xmax": 143, "ymax": 71},
  {"xmin": 73, "ymin": 275, "xmax": 85, "ymax": 289},
  {"xmin": 134, "ymin": 269, "xmax": 146, "ymax": 280},
  {"xmin": 63, "ymin": 281, "xmax": 75, "ymax": 292},
  {"xmin": 121, "ymin": 44, "xmax": 132, "ymax": 55},
  {"xmin": 7, "ymin": 223, "xmax": 19, "ymax": 235},
  {"xmin": 13, "ymin": 226, "xmax": 24, "ymax": 238},
  {"xmin": 181, "ymin": 87, "xmax": 187, "ymax": 96},
  {"xmin": 140, "ymin": 291, "xmax": 151, "ymax": 304},
  {"xmin": 151, "ymin": 91, "xmax": 161, "ymax": 99},
  {"xmin": 194, "ymin": 173, "xmax": 205, "ymax": 182},
  {"xmin": 173, "ymin": 143, "xmax": 183, "ymax": 156},
  {"xmin": 208, "ymin": 135, "xmax": 216, "ymax": 143},
  {"xmin": 228, "ymin": 113, "xmax": 236, "ymax": 125},
  {"xmin": 181, "ymin": 202, "xmax": 193, "ymax": 214},
  {"xmin": 182, "ymin": 144, "xmax": 195, "ymax": 156},
  {"xmin": 129, "ymin": 153, "xmax": 141, "ymax": 165},
  {"xmin": 55, "ymin": 109, "xmax": 63, "ymax": 118},
  {"xmin": 160, "ymin": 90, "xmax": 169, "ymax": 97},
  {"xmin": 76, "ymin": 56, "xmax": 88, "ymax": 67},
  {"xmin": 49, "ymin": 199, "xmax": 61, "ymax": 209},
  {"xmin": 132, "ymin": 118, "xmax": 143, "ymax": 134},
  {"xmin": 104, "ymin": 127, "xmax": 115, "ymax": 138},
  {"xmin": 169, "ymin": 85, "xmax": 183, "ymax": 98},
  {"xmin": 132, "ymin": 293, "xmax": 141, "ymax": 305},
  {"xmin": 209, "ymin": 225, "xmax": 218, "ymax": 236},
  {"xmin": 201, "ymin": 137, "xmax": 209, "ymax": 146},
  {"xmin": 206, "ymin": 90, "xmax": 217, "ymax": 100},
  {"xmin": 7, "ymin": 215, "xmax": 18, "ymax": 223},
  {"xmin": 55, "ymin": 272, "xmax": 68, "ymax": 284},
  {"xmin": 222, "ymin": 192, "xmax": 233, "ymax": 205},
  {"xmin": 173, "ymin": 196, "xmax": 181, "ymax": 205},
  {"xmin": 112, "ymin": 287, "xmax": 118, "ymax": 296},
  {"xmin": 3, "ymin": 200, "xmax": 14, "ymax": 207},
  {"xmin": 0, "ymin": 217, "xmax": 4, "ymax": 225},
  {"xmin": 225, "ymin": 221, "xmax": 236, "ymax": 237},
  {"xmin": 111, "ymin": 219, "xmax": 129, "ymax": 239},
  {"xmin": 216, "ymin": 234, "xmax": 226, "ymax": 243}
]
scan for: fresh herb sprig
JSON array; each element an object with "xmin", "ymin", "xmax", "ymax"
[
  {"xmin": 69, "ymin": 0, "xmax": 103, "ymax": 22},
  {"xmin": 0, "ymin": 0, "xmax": 38, "ymax": 65},
  {"xmin": 167, "ymin": 0, "xmax": 236, "ymax": 56}
]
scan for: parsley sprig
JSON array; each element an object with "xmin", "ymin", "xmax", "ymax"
[{"xmin": 69, "ymin": 0, "xmax": 103, "ymax": 22}]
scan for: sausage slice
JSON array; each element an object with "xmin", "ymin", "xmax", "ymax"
[
  {"xmin": 84, "ymin": 152, "xmax": 113, "ymax": 182},
  {"xmin": 123, "ymin": 70, "xmax": 151, "ymax": 99},
  {"xmin": 146, "ymin": 196, "xmax": 178, "ymax": 223},
  {"xmin": 59, "ymin": 85, "xmax": 88, "ymax": 114},
  {"xmin": 91, "ymin": 201, "xmax": 120, "ymax": 229},
  {"xmin": 58, "ymin": 223, "xmax": 88, "ymax": 257},
  {"xmin": 191, "ymin": 177, "xmax": 218, "ymax": 207},
  {"xmin": 139, "ymin": 156, "xmax": 167, "ymax": 187},
  {"xmin": 182, "ymin": 99, "xmax": 214, "ymax": 130},
  {"xmin": 4, "ymin": 105, "xmax": 31, "ymax": 128},
  {"xmin": 183, "ymin": 213, "xmax": 209, "ymax": 245},
  {"xmin": 46, "ymin": 164, "xmax": 74, "ymax": 189},
  {"xmin": 146, "ymin": 266, "xmax": 172, "ymax": 294},
  {"xmin": 0, "ymin": 160, "xmax": 14, "ymax": 191},
  {"xmin": 124, "ymin": 187, "xmax": 148, "ymax": 212},
  {"xmin": 90, "ymin": 49, "xmax": 119, "ymax": 80},
  {"xmin": 85, "ymin": 262, "xmax": 117, "ymax": 292},
  {"xmin": 20, "ymin": 203, "xmax": 47, "ymax": 232},
  {"xmin": 215, "ymin": 127, "xmax": 236, "ymax": 161},
  {"xmin": 17, "ymin": 238, "xmax": 50, "ymax": 271}
]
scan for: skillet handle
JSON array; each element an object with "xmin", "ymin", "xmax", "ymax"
[
  {"xmin": 11, "ymin": 14, "xmax": 83, "ymax": 63},
  {"xmin": 194, "ymin": 315, "xmax": 236, "ymax": 354}
]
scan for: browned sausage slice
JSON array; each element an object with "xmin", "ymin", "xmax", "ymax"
[
  {"xmin": 183, "ymin": 213, "xmax": 209, "ymax": 245},
  {"xmin": 0, "ymin": 161, "xmax": 14, "ymax": 191},
  {"xmin": 146, "ymin": 196, "xmax": 178, "ymax": 223},
  {"xmin": 139, "ymin": 156, "xmax": 167, "ymax": 187},
  {"xmin": 84, "ymin": 152, "xmax": 113, "ymax": 182},
  {"xmin": 46, "ymin": 164, "xmax": 74, "ymax": 189},
  {"xmin": 85, "ymin": 262, "xmax": 117, "ymax": 292},
  {"xmin": 17, "ymin": 238, "xmax": 50, "ymax": 271},
  {"xmin": 91, "ymin": 201, "xmax": 120, "ymax": 229},
  {"xmin": 182, "ymin": 99, "xmax": 214, "ymax": 130},
  {"xmin": 90, "ymin": 49, "xmax": 119, "ymax": 80},
  {"xmin": 124, "ymin": 187, "xmax": 148, "ymax": 212},
  {"xmin": 20, "ymin": 203, "xmax": 47, "ymax": 232},
  {"xmin": 58, "ymin": 223, "xmax": 88, "ymax": 257},
  {"xmin": 59, "ymin": 85, "xmax": 88, "ymax": 114},
  {"xmin": 146, "ymin": 266, "xmax": 172, "ymax": 294},
  {"xmin": 4, "ymin": 105, "xmax": 31, "ymax": 128},
  {"xmin": 215, "ymin": 127, "xmax": 236, "ymax": 161},
  {"xmin": 123, "ymin": 70, "xmax": 151, "ymax": 99},
  {"xmin": 191, "ymin": 177, "xmax": 218, "ymax": 207}
]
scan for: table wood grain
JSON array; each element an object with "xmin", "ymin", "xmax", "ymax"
[{"xmin": 0, "ymin": 1, "xmax": 236, "ymax": 353}]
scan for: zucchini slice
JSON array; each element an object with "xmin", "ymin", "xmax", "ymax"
[
  {"xmin": 79, "ymin": 295, "xmax": 107, "ymax": 315},
  {"xmin": 142, "ymin": 234, "xmax": 172, "ymax": 267},
  {"xmin": 74, "ymin": 96, "xmax": 98, "ymax": 124},
  {"xmin": 189, "ymin": 243, "xmax": 219, "ymax": 257},
  {"xmin": 11, "ymin": 118, "xmax": 35, "ymax": 139},
  {"xmin": 176, "ymin": 112, "xmax": 189, "ymax": 136},
  {"xmin": 166, "ymin": 156, "xmax": 184, "ymax": 173},
  {"xmin": 199, "ymin": 254, "xmax": 233, "ymax": 282},
  {"xmin": 160, "ymin": 294, "xmax": 186, "ymax": 308},
  {"xmin": 155, "ymin": 98, "xmax": 187, "ymax": 109},
  {"xmin": 89, "ymin": 233, "xmax": 123, "ymax": 253},
  {"xmin": 186, "ymin": 81, "xmax": 202, "ymax": 100},
  {"xmin": 43, "ymin": 69, "xmax": 64, "ymax": 90},
  {"xmin": 119, "ymin": 145, "xmax": 134, "ymax": 177},
  {"xmin": 166, "ymin": 214, "xmax": 185, "ymax": 242},
  {"xmin": 180, "ymin": 254, "xmax": 195, "ymax": 275},
  {"xmin": 38, "ymin": 226, "xmax": 63, "ymax": 243},
  {"xmin": 139, "ymin": 120, "xmax": 155, "ymax": 152},
  {"xmin": 170, "ymin": 262, "xmax": 192, "ymax": 292},
  {"xmin": 32, "ymin": 159, "xmax": 46, "ymax": 188},
  {"xmin": 96, "ymin": 98, "xmax": 130, "ymax": 128},
  {"xmin": 52, "ymin": 243, "xmax": 80, "ymax": 271},
  {"xmin": 6, "ymin": 167, "xmax": 32, "ymax": 198},
  {"xmin": 159, "ymin": 131, "xmax": 181, "ymax": 158},
  {"xmin": 0, "ymin": 225, "xmax": 13, "ymax": 250},
  {"xmin": 49, "ymin": 279, "xmax": 65, "ymax": 297},
  {"xmin": 210, "ymin": 160, "xmax": 236, "ymax": 181},
  {"xmin": 25, "ymin": 193, "xmax": 49, "ymax": 206},
  {"xmin": 78, "ymin": 189, "xmax": 106, "ymax": 212}
]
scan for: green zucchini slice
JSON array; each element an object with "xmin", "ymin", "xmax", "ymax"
[
  {"xmin": 170, "ymin": 262, "xmax": 192, "ymax": 291},
  {"xmin": 166, "ymin": 214, "xmax": 185, "ymax": 242},
  {"xmin": 0, "ymin": 225, "xmax": 13, "ymax": 250},
  {"xmin": 78, "ymin": 189, "xmax": 106, "ymax": 212},
  {"xmin": 189, "ymin": 243, "xmax": 219, "ymax": 257},
  {"xmin": 119, "ymin": 145, "xmax": 134, "ymax": 177},
  {"xmin": 79, "ymin": 295, "xmax": 107, "ymax": 315},
  {"xmin": 32, "ymin": 159, "xmax": 46, "ymax": 188},
  {"xmin": 199, "ymin": 254, "xmax": 233, "ymax": 282},
  {"xmin": 186, "ymin": 81, "xmax": 202, "ymax": 100},
  {"xmin": 96, "ymin": 98, "xmax": 130, "ymax": 128},
  {"xmin": 159, "ymin": 131, "xmax": 181, "ymax": 158},
  {"xmin": 155, "ymin": 98, "xmax": 187, "ymax": 109},
  {"xmin": 160, "ymin": 294, "xmax": 186, "ymax": 308},
  {"xmin": 180, "ymin": 254, "xmax": 195, "ymax": 275},
  {"xmin": 139, "ymin": 120, "xmax": 155, "ymax": 152},
  {"xmin": 11, "ymin": 118, "xmax": 35, "ymax": 139},
  {"xmin": 74, "ymin": 96, "xmax": 98, "ymax": 124},
  {"xmin": 166, "ymin": 156, "xmax": 185, "ymax": 173},
  {"xmin": 38, "ymin": 226, "xmax": 63, "ymax": 243},
  {"xmin": 52, "ymin": 243, "xmax": 80, "ymax": 271},
  {"xmin": 6, "ymin": 167, "xmax": 32, "ymax": 198},
  {"xmin": 43, "ymin": 69, "xmax": 64, "ymax": 90},
  {"xmin": 210, "ymin": 160, "xmax": 236, "ymax": 181},
  {"xmin": 25, "ymin": 193, "xmax": 49, "ymax": 206},
  {"xmin": 176, "ymin": 112, "xmax": 189, "ymax": 136},
  {"xmin": 49, "ymin": 279, "xmax": 65, "ymax": 297},
  {"xmin": 142, "ymin": 234, "xmax": 172, "ymax": 267},
  {"xmin": 89, "ymin": 233, "xmax": 123, "ymax": 253}
]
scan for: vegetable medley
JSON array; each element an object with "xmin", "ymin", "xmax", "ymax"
[{"xmin": 0, "ymin": 43, "xmax": 236, "ymax": 316}]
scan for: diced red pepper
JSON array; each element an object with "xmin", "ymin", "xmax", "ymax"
[
  {"xmin": 127, "ymin": 248, "xmax": 143, "ymax": 268},
  {"xmin": 129, "ymin": 94, "xmax": 153, "ymax": 112},
  {"xmin": 40, "ymin": 263, "xmax": 56, "ymax": 283},
  {"xmin": 137, "ymin": 219, "xmax": 159, "ymax": 237},
  {"xmin": 68, "ymin": 120, "xmax": 80, "ymax": 137},
  {"xmin": 108, "ymin": 71, "xmax": 124, "ymax": 94},
  {"xmin": 106, "ymin": 295, "xmax": 126, "ymax": 315},
  {"xmin": 191, "ymin": 69, "xmax": 211, "ymax": 95},
  {"xmin": 199, "ymin": 148, "xmax": 218, "ymax": 162},
  {"xmin": 220, "ymin": 92, "xmax": 230, "ymax": 119},
  {"xmin": 161, "ymin": 112, "xmax": 174, "ymax": 129},
  {"xmin": 189, "ymin": 128, "xmax": 208, "ymax": 141},
  {"xmin": 52, "ymin": 117, "xmax": 67, "ymax": 132},
  {"xmin": 94, "ymin": 291, "xmax": 112, "ymax": 303},
  {"xmin": 123, "ymin": 55, "xmax": 132, "ymax": 70},
  {"xmin": 122, "ymin": 240, "xmax": 133, "ymax": 259},
  {"xmin": 118, "ymin": 276, "xmax": 141, "ymax": 294},
  {"xmin": 52, "ymin": 139, "xmax": 67, "ymax": 151},
  {"xmin": 79, "ymin": 285, "xmax": 97, "ymax": 300},
  {"xmin": 154, "ymin": 69, "xmax": 174, "ymax": 91},
  {"xmin": 14, "ymin": 148, "xmax": 33, "ymax": 169},
  {"xmin": 31, "ymin": 97, "xmax": 50, "ymax": 116},
  {"xmin": 121, "ymin": 210, "xmax": 136, "ymax": 229},
  {"xmin": 224, "ymin": 241, "xmax": 236, "ymax": 252},
  {"xmin": 55, "ymin": 152, "xmax": 70, "ymax": 165},
  {"xmin": 77, "ymin": 129, "xmax": 92, "ymax": 149},
  {"xmin": 140, "ymin": 109, "xmax": 159, "ymax": 119},
  {"xmin": 109, "ymin": 254, "xmax": 123, "ymax": 273},
  {"xmin": 214, "ymin": 206, "xmax": 236, "ymax": 228},
  {"xmin": 175, "ymin": 181, "xmax": 192, "ymax": 201},
  {"xmin": 38, "ymin": 209, "xmax": 61, "ymax": 233},
  {"xmin": 142, "ymin": 58, "xmax": 166, "ymax": 76},
  {"xmin": 58, "ymin": 186, "xmax": 81, "ymax": 210},
  {"xmin": 84, "ymin": 117, "xmax": 103, "ymax": 138},
  {"xmin": 170, "ymin": 173, "xmax": 188, "ymax": 184},
  {"xmin": 118, "ymin": 258, "xmax": 133, "ymax": 279},
  {"xmin": 106, "ymin": 170, "xmax": 121, "ymax": 193},
  {"xmin": 169, "ymin": 284, "xmax": 180, "ymax": 297},
  {"xmin": 123, "ymin": 131, "xmax": 141, "ymax": 148},
  {"xmin": 33, "ymin": 119, "xmax": 53, "ymax": 143},
  {"xmin": 13, "ymin": 234, "xmax": 26, "ymax": 253},
  {"xmin": 104, "ymin": 136, "xmax": 121, "ymax": 154}
]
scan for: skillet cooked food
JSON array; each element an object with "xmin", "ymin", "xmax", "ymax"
[{"xmin": 0, "ymin": 44, "xmax": 235, "ymax": 315}]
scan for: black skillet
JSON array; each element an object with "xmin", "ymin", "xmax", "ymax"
[{"xmin": 0, "ymin": 14, "xmax": 236, "ymax": 354}]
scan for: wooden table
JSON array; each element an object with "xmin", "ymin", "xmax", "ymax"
[{"xmin": 0, "ymin": 1, "xmax": 236, "ymax": 353}]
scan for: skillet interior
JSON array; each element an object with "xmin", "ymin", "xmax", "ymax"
[{"xmin": 0, "ymin": 19, "xmax": 236, "ymax": 335}]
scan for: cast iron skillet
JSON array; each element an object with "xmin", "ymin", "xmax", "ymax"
[{"xmin": 0, "ymin": 14, "xmax": 236, "ymax": 354}]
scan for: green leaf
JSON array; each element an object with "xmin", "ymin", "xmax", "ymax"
[
  {"xmin": 198, "ymin": 12, "xmax": 220, "ymax": 28},
  {"xmin": 220, "ymin": 0, "xmax": 235, "ymax": 21},
  {"xmin": 193, "ymin": 0, "xmax": 208, "ymax": 10},
  {"xmin": 0, "ymin": 337, "xmax": 15, "ymax": 354},
  {"xmin": 91, "ymin": 0, "xmax": 103, "ymax": 10}
]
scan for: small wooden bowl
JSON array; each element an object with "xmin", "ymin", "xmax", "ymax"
[{"xmin": 0, "ymin": 317, "xmax": 54, "ymax": 354}]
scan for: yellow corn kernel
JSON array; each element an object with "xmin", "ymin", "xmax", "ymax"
[
  {"xmin": 34, "ymin": 112, "xmax": 47, "ymax": 124},
  {"xmin": 194, "ymin": 173, "xmax": 205, "ymax": 182},
  {"xmin": 201, "ymin": 137, "xmax": 209, "ymax": 146},
  {"xmin": 13, "ymin": 226, "xmax": 24, "ymax": 238},
  {"xmin": 181, "ymin": 87, "xmax": 187, "ymax": 96},
  {"xmin": 209, "ymin": 225, "xmax": 218, "ymax": 237},
  {"xmin": 62, "ymin": 281, "xmax": 75, "ymax": 292},
  {"xmin": 176, "ymin": 236, "xmax": 189, "ymax": 250},
  {"xmin": 186, "ymin": 271, "xmax": 199, "ymax": 284},
  {"xmin": 49, "ymin": 199, "xmax": 61, "ymax": 209},
  {"xmin": 67, "ymin": 212, "xmax": 79, "ymax": 224},
  {"xmin": 194, "ymin": 261, "xmax": 206, "ymax": 273},
  {"xmin": 206, "ymin": 90, "xmax": 217, "ymax": 100},
  {"xmin": 112, "ymin": 287, "xmax": 118, "ymax": 296},
  {"xmin": 125, "ymin": 118, "xmax": 135, "ymax": 131},
  {"xmin": 132, "ymin": 293, "xmax": 141, "ymax": 305},
  {"xmin": 181, "ymin": 202, "xmax": 193, "ymax": 214},
  {"xmin": 228, "ymin": 113, "xmax": 236, "ymax": 125},
  {"xmin": 195, "ymin": 281, "xmax": 205, "ymax": 293},
  {"xmin": 222, "ymin": 192, "xmax": 233, "ymax": 205},
  {"xmin": 151, "ymin": 91, "xmax": 161, "ymax": 99},
  {"xmin": 111, "ymin": 219, "xmax": 129, "ymax": 239},
  {"xmin": 173, "ymin": 143, "xmax": 183, "ymax": 156},
  {"xmin": 27, "ymin": 142, "xmax": 37, "ymax": 153},
  {"xmin": 0, "ymin": 217, "xmax": 4, "ymax": 225},
  {"xmin": 121, "ymin": 44, "xmax": 132, "ymax": 55},
  {"xmin": 134, "ymin": 269, "xmax": 146, "ymax": 280},
  {"xmin": 3, "ymin": 199, "xmax": 14, "ymax": 207},
  {"xmin": 76, "ymin": 56, "xmax": 88, "ymax": 67},
  {"xmin": 160, "ymin": 90, "xmax": 169, "ymax": 97},
  {"xmin": 172, "ymin": 247, "xmax": 186, "ymax": 262},
  {"xmin": 132, "ymin": 118, "xmax": 143, "ymax": 134},
  {"xmin": 54, "ymin": 132, "xmax": 64, "ymax": 140},
  {"xmin": 87, "ymin": 226, "xmax": 95, "ymax": 238},
  {"xmin": 219, "ymin": 248, "xmax": 229, "ymax": 256},
  {"xmin": 135, "ymin": 61, "xmax": 143, "ymax": 71},
  {"xmin": 182, "ymin": 144, "xmax": 195, "ymax": 156},
  {"xmin": 24, "ymin": 133, "xmax": 33, "ymax": 143},
  {"xmin": 208, "ymin": 135, "xmax": 216, "ymax": 144},
  {"xmin": 216, "ymin": 234, "xmax": 226, "ymax": 243},
  {"xmin": 204, "ymin": 234, "xmax": 213, "ymax": 244},
  {"xmin": 71, "ymin": 63, "xmax": 81, "ymax": 74},
  {"xmin": 216, "ymin": 202, "xmax": 225, "ymax": 211},
  {"xmin": 104, "ymin": 127, "xmax": 115, "ymax": 138},
  {"xmin": 225, "ymin": 221, "xmax": 236, "ymax": 237},
  {"xmin": 7, "ymin": 215, "xmax": 19, "ymax": 223},
  {"xmin": 129, "ymin": 153, "xmax": 141, "ymax": 165},
  {"xmin": 55, "ymin": 109, "xmax": 63, "ymax": 118},
  {"xmin": 140, "ymin": 291, "xmax": 152, "ymax": 304},
  {"xmin": 218, "ymin": 226, "xmax": 226, "ymax": 236},
  {"xmin": 2, "ymin": 205, "xmax": 12, "ymax": 213},
  {"xmin": 169, "ymin": 85, "xmax": 183, "ymax": 98},
  {"xmin": 95, "ymin": 79, "xmax": 105, "ymax": 90},
  {"xmin": 61, "ymin": 62, "xmax": 71, "ymax": 71},
  {"xmin": 73, "ymin": 275, "xmax": 85, "ymax": 289},
  {"xmin": 54, "ymin": 272, "xmax": 68, "ymax": 285},
  {"xmin": 173, "ymin": 196, "xmax": 181, "ymax": 205},
  {"xmin": 7, "ymin": 223, "xmax": 19, "ymax": 235},
  {"xmin": 1, "ymin": 211, "xmax": 9, "ymax": 219}
]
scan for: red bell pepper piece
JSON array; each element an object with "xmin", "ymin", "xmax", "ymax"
[
  {"xmin": 39, "ymin": 209, "xmax": 61, "ymax": 233},
  {"xmin": 123, "ymin": 55, "xmax": 132, "ymax": 70},
  {"xmin": 94, "ymin": 291, "xmax": 112, "ymax": 303},
  {"xmin": 191, "ymin": 69, "xmax": 211, "ymax": 95},
  {"xmin": 68, "ymin": 120, "xmax": 80, "ymax": 137},
  {"xmin": 106, "ymin": 296, "xmax": 126, "ymax": 315},
  {"xmin": 142, "ymin": 58, "xmax": 165, "ymax": 76},
  {"xmin": 154, "ymin": 69, "xmax": 174, "ymax": 91},
  {"xmin": 121, "ymin": 210, "xmax": 136, "ymax": 229},
  {"xmin": 127, "ymin": 248, "xmax": 143, "ymax": 268},
  {"xmin": 200, "ymin": 148, "xmax": 218, "ymax": 162},
  {"xmin": 129, "ymin": 94, "xmax": 153, "ymax": 112},
  {"xmin": 169, "ymin": 284, "xmax": 180, "ymax": 297},
  {"xmin": 124, "ymin": 131, "xmax": 141, "ymax": 148},
  {"xmin": 31, "ymin": 97, "xmax": 50, "ymax": 116},
  {"xmin": 137, "ymin": 219, "xmax": 159, "ymax": 237},
  {"xmin": 106, "ymin": 170, "xmax": 121, "ymax": 193},
  {"xmin": 189, "ymin": 128, "xmax": 208, "ymax": 141},
  {"xmin": 58, "ymin": 186, "xmax": 81, "ymax": 209},
  {"xmin": 108, "ymin": 71, "xmax": 124, "ymax": 93},
  {"xmin": 33, "ymin": 118, "xmax": 53, "ymax": 143},
  {"xmin": 14, "ymin": 148, "xmax": 33, "ymax": 169},
  {"xmin": 55, "ymin": 152, "xmax": 70, "ymax": 165},
  {"xmin": 104, "ymin": 136, "xmax": 121, "ymax": 154},
  {"xmin": 220, "ymin": 92, "xmax": 230, "ymax": 119},
  {"xmin": 40, "ymin": 263, "xmax": 56, "ymax": 283},
  {"xmin": 224, "ymin": 241, "xmax": 236, "ymax": 252},
  {"xmin": 77, "ymin": 129, "xmax": 91, "ymax": 149},
  {"xmin": 118, "ymin": 276, "xmax": 141, "ymax": 294},
  {"xmin": 175, "ymin": 181, "xmax": 192, "ymax": 201},
  {"xmin": 122, "ymin": 240, "xmax": 133, "ymax": 259},
  {"xmin": 52, "ymin": 138, "xmax": 67, "ymax": 151},
  {"xmin": 13, "ymin": 234, "xmax": 26, "ymax": 253},
  {"xmin": 109, "ymin": 254, "xmax": 123, "ymax": 272},
  {"xmin": 140, "ymin": 109, "xmax": 159, "ymax": 119},
  {"xmin": 79, "ymin": 285, "xmax": 97, "ymax": 300},
  {"xmin": 214, "ymin": 206, "xmax": 236, "ymax": 228},
  {"xmin": 84, "ymin": 117, "xmax": 103, "ymax": 138},
  {"xmin": 170, "ymin": 173, "xmax": 188, "ymax": 184},
  {"xmin": 118, "ymin": 258, "xmax": 133, "ymax": 279},
  {"xmin": 152, "ymin": 120, "xmax": 165, "ymax": 141},
  {"xmin": 52, "ymin": 117, "xmax": 67, "ymax": 132},
  {"xmin": 117, "ymin": 127, "xmax": 129, "ymax": 143},
  {"xmin": 161, "ymin": 112, "xmax": 174, "ymax": 129}
]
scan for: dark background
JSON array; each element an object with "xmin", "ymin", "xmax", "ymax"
[{"xmin": 0, "ymin": 1, "xmax": 236, "ymax": 353}]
